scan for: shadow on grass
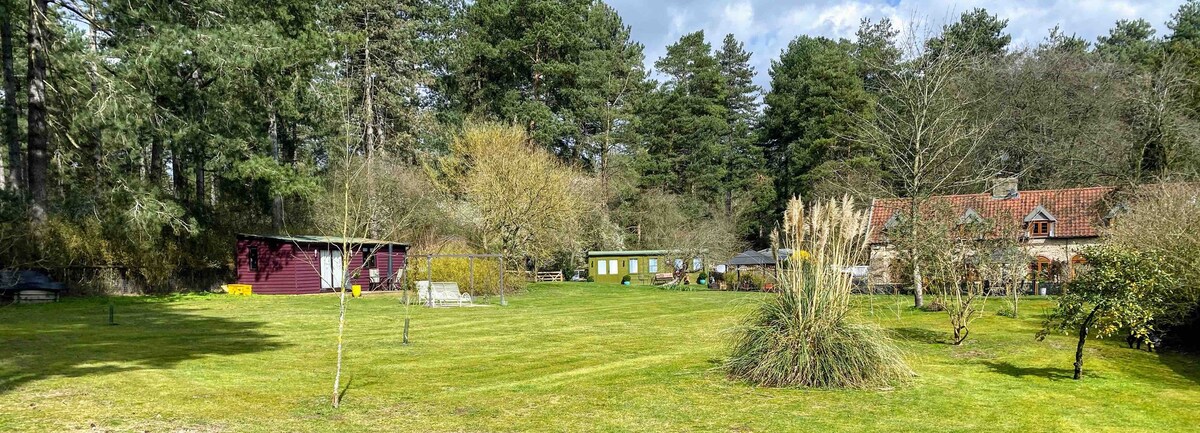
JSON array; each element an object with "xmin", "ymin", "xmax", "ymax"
[
  {"xmin": 891, "ymin": 327, "xmax": 944, "ymax": 344},
  {"xmin": 0, "ymin": 297, "xmax": 286, "ymax": 394},
  {"xmin": 980, "ymin": 361, "xmax": 1077, "ymax": 380},
  {"xmin": 1158, "ymin": 351, "xmax": 1200, "ymax": 386}
]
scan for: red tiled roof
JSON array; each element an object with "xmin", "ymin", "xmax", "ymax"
[{"xmin": 868, "ymin": 186, "xmax": 1117, "ymax": 244}]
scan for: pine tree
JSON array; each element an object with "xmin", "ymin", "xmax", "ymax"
[
  {"xmin": 926, "ymin": 8, "xmax": 1012, "ymax": 59},
  {"xmin": 762, "ymin": 36, "xmax": 873, "ymax": 203},
  {"xmin": 638, "ymin": 31, "xmax": 729, "ymax": 200},
  {"xmin": 715, "ymin": 33, "xmax": 769, "ymax": 241}
]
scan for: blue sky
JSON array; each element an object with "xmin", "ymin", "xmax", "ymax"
[{"xmin": 607, "ymin": 0, "xmax": 1184, "ymax": 90}]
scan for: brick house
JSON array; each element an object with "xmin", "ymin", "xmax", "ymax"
[{"xmin": 866, "ymin": 179, "xmax": 1123, "ymax": 291}]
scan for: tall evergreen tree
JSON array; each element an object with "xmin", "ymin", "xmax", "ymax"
[
  {"xmin": 450, "ymin": 0, "xmax": 645, "ymax": 165},
  {"xmin": 0, "ymin": 0, "xmax": 20, "ymax": 191},
  {"xmin": 638, "ymin": 31, "xmax": 729, "ymax": 200},
  {"xmin": 1096, "ymin": 19, "xmax": 1161, "ymax": 68},
  {"xmin": 762, "ymin": 36, "xmax": 872, "ymax": 203},
  {"xmin": 926, "ymin": 8, "xmax": 1011, "ymax": 59},
  {"xmin": 714, "ymin": 33, "xmax": 769, "ymax": 241}
]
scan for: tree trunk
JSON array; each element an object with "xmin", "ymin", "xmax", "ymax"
[
  {"xmin": 912, "ymin": 254, "xmax": 924, "ymax": 308},
  {"xmin": 1, "ymin": 0, "xmax": 19, "ymax": 191},
  {"xmin": 909, "ymin": 200, "xmax": 923, "ymax": 308},
  {"xmin": 171, "ymin": 147, "xmax": 187, "ymax": 199},
  {"xmin": 85, "ymin": 3, "xmax": 101, "ymax": 193},
  {"xmin": 149, "ymin": 130, "xmax": 163, "ymax": 185},
  {"xmin": 363, "ymin": 33, "xmax": 375, "ymax": 157},
  {"xmin": 26, "ymin": 0, "xmax": 48, "ymax": 221},
  {"xmin": 1074, "ymin": 307, "xmax": 1099, "ymax": 380},
  {"xmin": 269, "ymin": 108, "xmax": 283, "ymax": 232},
  {"xmin": 194, "ymin": 153, "xmax": 205, "ymax": 205},
  {"xmin": 332, "ymin": 277, "xmax": 348, "ymax": 408}
]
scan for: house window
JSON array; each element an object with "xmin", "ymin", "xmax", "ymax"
[
  {"xmin": 609, "ymin": 260, "xmax": 618, "ymax": 275},
  {"xmin": 674, "ymin": 258, "xmax": 684, "ymax": 270},
  {"xmin": 1029, "ymin": 221, "xmax": 1051, "ymax": 238},
  {"xmin": 628, "ymin": 259, "xmax": 639, "ymax": 274},
  {"xmin": 691, "ymin": 257, "xmax": 702, "ymax": 271},
  {"xmin": 648, "ymin": 258, "xmax": 658, "ymax": 273},
  {"xmin": 363, "ymin": 247, "xmax": 376, "ymax": 269},
  {"xmin": 597, "ymin": 260, "xmax": 607, "ymax": 275},
  {"xmin": 248, "ymin": 247, "xmax": 259, "ymax": 271},
  {"xmin": 1031, "ymin": 256, "xmax": 1057, "ymax": 281}
]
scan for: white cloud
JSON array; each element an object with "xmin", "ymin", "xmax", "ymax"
[{"xmin": 608, "ymin": 0, "xmax": 1183, "ymax": 90}]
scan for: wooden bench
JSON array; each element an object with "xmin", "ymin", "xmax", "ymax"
[
  {"xmin": 416, "ymin": 281, "xmax": 473, "ymax": 307},
  {"xmin": 652, "ymin": 273, "xmax": 676, "ymax": 285}
]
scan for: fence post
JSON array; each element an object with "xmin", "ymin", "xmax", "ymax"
[
  {"xmin": 499, "ymin": 256, "xmax": 507, "ymax": 306},
  {"xmin": 469, "ymin": 256, "xmax": 475, "ymax": 297},
  {"xmin": 426, "ymin": 254, "xmax": 433, "ymax": 307}
]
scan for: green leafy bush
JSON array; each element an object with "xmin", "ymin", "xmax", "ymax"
[{"xmin": 621, "ymin": 274, "xmax": 631, "ymax": 284}]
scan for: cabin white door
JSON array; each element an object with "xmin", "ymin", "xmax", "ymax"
[{"xmin": 319, "ymin": 249, "xmax": 344, "ymax": 290}]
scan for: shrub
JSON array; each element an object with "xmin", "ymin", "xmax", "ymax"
[
  {"xmin": 996, "ymin": 303, "xmax": 1016, "ymax": 318},
  {"xmin": 726, "ymin": 271, "xmax": 767, "ymax": 291},
  {"xmin": 727, "ymin": 196, "xmax": 911, "ymax": 388},
  {"xmin": 407, "ymin": 239, "xmax": 525, "ymax": 296},
  {"xmin": 920, "ymin": 299, "xmax": 946, "ymax": 312},
  {"xmin": 698, "ymin": 271, "xmax": 709, "ymax": 281},
  {"xmin": 586, "ymin": 275, "xmax": 594, "ymax": 282},
  {"xmin": 1039, "ymin": 246, "xmax": 1177, "ymax": 379},
  {"xmin": 621, "ymin": 274, "xmax": 631, "ymax": 284}
]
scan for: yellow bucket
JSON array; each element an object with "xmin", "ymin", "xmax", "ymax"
[
  {"xmin": 227, "ymin": 284, "xmax": 252, "ymax": 296},
  {"xmin": 351, "ymin": 285, "xmax": 362, "ymax": 298}
]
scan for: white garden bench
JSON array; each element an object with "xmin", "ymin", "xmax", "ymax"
[{"xmin": 416, "ymin": 281, "xmax": 473, "ymax": 307}]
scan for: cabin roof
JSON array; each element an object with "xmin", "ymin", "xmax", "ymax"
[{"xmin": 237, "ymin": 233, "xmax": 409, "ymax": 247}]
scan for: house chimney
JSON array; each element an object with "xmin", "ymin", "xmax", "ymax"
[{"xmin": 991, "ymin": 177, "xmax": 1018, "ymax": 199}]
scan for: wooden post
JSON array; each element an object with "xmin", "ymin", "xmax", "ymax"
[
  {"xmin": 426, "ymin": 254, "xmax": 433, "ymax": 307},
  {"xmin": 499, "ymin": 256, "xmax": 507, "ymax": 306},
  {"xmin": 387, "ymin": 243, "xmax": 394, "ymax": 291},
  {"xmin": 469, "ymin": 256, "xmax": 475, "ymax": 297}
]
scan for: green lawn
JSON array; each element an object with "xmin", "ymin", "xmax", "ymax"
[{"xmin": 2, "ymin": 283, "xmax": 1198, "ymax": 432}]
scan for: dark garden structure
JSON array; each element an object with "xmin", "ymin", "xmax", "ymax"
[{"xmin": 234, "ymin": 234, "xmax": 408, "ymax": 295}]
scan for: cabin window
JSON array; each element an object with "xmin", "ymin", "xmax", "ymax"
[
  {"xmin": 597, "ymin": 260, "xmax": 607, "ymax": 275},
  {"xmin": 609, "ymin": 260, "xmax": 618, "ymax": 275},
  {"xmin": 1029, "ymin": 221, "xmax": 1051, "ymax": 238},
  {"xmin": 628, "ymin": 259, "xmax": 639, "ymax": 274},
  {"xmin": 648, "ymin": 258, "xmax": 658, "ymax": 273},
  {"xmin": 692, "ymin": 257, "xmax": 702, "ymax": 271},
  {"xmin": 248, "ymin": 247, "xmax": 259, "ymax": 271},
  {"xmin": 674, "ymin": 258, "xmax": 684, "ymax": 270},
  {"xmin": 363, "ymin": 247, "xmax": 376, "ymax": 269}
]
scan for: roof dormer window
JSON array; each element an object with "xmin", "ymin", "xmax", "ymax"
[
  {"xmin": 957, "ymin": 208, "xmax": 984, "ymax": 225},
  {"xmin": 1023, "ymin": 205, "xmax": 1056, "ymax": 238}
]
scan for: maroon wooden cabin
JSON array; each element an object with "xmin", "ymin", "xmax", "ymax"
[{"xmin": 234, "ymin": 234, "xmax": 408, "ymax": 295}]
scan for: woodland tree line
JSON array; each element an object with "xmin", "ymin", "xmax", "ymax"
[{"xmin": 0, "ymin": 0, "xmax": 1199, "ymax": 292}]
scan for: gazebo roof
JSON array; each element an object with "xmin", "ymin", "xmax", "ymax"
[{"xmin": 728, "ymin": 250, "xmax": 775, "ymax": 266}]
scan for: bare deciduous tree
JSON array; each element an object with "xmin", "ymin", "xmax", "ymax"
[{"xmin": 855, "ymin": 43, "xmax": 1001, "ymax": 308}]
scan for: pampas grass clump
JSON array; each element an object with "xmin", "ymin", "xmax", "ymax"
[{"xmin": 726, "ymin": 196, "xmax": 911, "ymax": 388}]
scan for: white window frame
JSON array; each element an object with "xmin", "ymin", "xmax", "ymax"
[
  {"xmin": 648, "ymin": 258, "xmax": 658, "ymax": 273},
  {"xmin": 608, "ymin": 260, "xmax": 618, "ymax": 276},
  {"xmin": 628, "ymin": 258, "xmax": 639, "ymax": 274},
  {"xmin": 692, "ymin": 257, "xmax": 702, "ymax": 271},
  {"xmin": 597, "ymin": 260, "xmax": 607, "ymax": 275}
]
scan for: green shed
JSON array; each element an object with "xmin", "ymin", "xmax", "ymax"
[{"xmin": 586, "ymin": 250, "xmax": 706, "ymax": 285}]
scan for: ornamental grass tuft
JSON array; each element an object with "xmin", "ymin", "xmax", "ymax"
[{"xmin": 727, "ymin": 196, "xmax": 911, "ymax": 388}]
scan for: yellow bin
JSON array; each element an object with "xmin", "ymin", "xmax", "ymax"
[
  {"xmin": 227, "ymin": 284, "xmax": 252, "ymax": 296},
  {"xmin": 351, "ymin": 285, "xmax": 362, "ymax": 298}
]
